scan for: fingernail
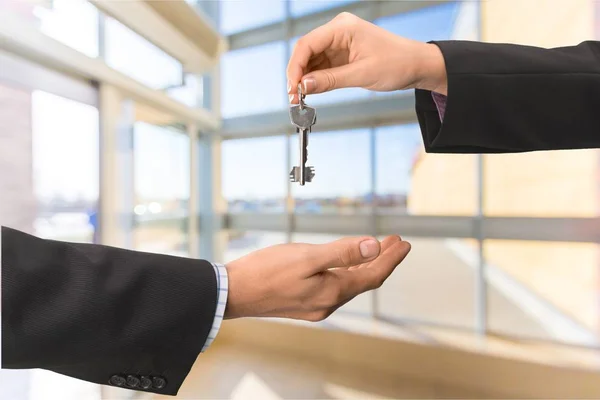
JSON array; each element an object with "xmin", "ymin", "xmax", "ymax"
[
  {"xmin": 303, "ymin": 77, "xmax": 316, "ymax": 93},
  {"xmin": 359, "ymin": 239, "xmax": 379, "ymax": 258},
  {"xmin": 289, "ymin": 94, "xmax": 294, "ymax": 103},
  {"xmin": 287, "ymin": 81, "xmax": 292, "ymax": 93}
]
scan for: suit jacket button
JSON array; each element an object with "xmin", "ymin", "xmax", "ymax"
[
  {"xmin": 109, "ymin": 375, "xmax": 126, "ymax": 387},
  {"xmin": 152, "ymin": 376, "xmax": 167, "ymax": 389},
  {"xmin": 126, "ymin": 375, "xmax": 140, "ymax": 388},
  {"xmin": 140, "ymin": 376, "xmax": 152, "ymax": 390}
]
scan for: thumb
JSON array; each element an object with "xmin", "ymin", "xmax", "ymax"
[
  {"xmin": 301, "ymin": 62, "xmax": 365, "ymax": 94},
  {"xmin": 310, "ymin": 237, "xmax": 381, "ymax": 272}
]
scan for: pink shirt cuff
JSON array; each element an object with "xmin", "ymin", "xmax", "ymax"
[{"xmin": 431, "ymin": 92, "xmax": 447, "ymax": 121}]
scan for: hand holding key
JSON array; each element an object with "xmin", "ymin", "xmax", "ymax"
[
  {"xmin": 290, "ymin": 83, "xmax": 317, "ymax": 185},
  {"xmin": 286, "ymin": 12, "xmax": 447, "ymax": 99}
]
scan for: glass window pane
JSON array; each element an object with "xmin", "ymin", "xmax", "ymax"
[
  {"xmin": 221, "ymin": 42, "xmax": 287, "ymax": 118},
  {"xmin": 133, "ymin": 123, "xmax": 190, "ymax": 256},
  {"xmin": 484, "ymin": 151, "xmax": 600, "ymax": 217},
  {"xmin": 166, "ymin": 73, "xmax": 204, "ymax": 108},
  {"xmin": 485, "ymin": 240, "xmax": 599, "ymax": 347},
  {"xmin": 376, "ymin": 237, "xmax": 476, "ymax": 329},
  {"xmin": 105, "ymin": 17, "xmax": 183, "ymax": 90},
  {"xmin": 220, "ymin": 0, "xmax": 285, "ymax": 35},
  {"xmin": 374, "ymin": 2, "xmax": 462, "ymax": 98},
  {"xmin": 134, "ymin": 225, "xmax": 189, "ymax": 257},
  {"xmin": 222, "ymin": 136, "xmax": 287, "ymax": 213},
  {"xmin": 224, "ymin": 230, "xmax": 287, "ymax": 263},
  {"xmin": 289, "ymin": 37, "xmax": 370, "ymax": 105},
  {"xmin": 290, "ymin": 0, "xmax": 356, "ymax": 18},
  {"xmin": 291, "ymin": 129, "xmax": 371, "ymax": 214},
  {"xmin": 33, "ymin": 0, "xmax": 99, "ymax": 58},
  {"xmin": 32, "ymin": 91, "xmax": 100, "ymax": 243},
  {"xmin": 375, "ymin": 124, "xmax": 477, "ymax": 216},
  {"xmin": 292, "ymin": 232, "xmax": 373, "ymax": 316},
  {"xmin": 375, "ymin": 2, "xmax": 460, "ymax": 41}
]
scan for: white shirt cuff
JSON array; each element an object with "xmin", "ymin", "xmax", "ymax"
[{"xmin": 201, "ymin": 263, "xmax": 228, "ymax": 352}]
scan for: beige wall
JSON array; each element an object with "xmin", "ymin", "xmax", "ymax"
[
  {"xmin": 409, "ymin": 153, "xmax": 478, "ymax": 215},
  {"xmin": 409, "ymin": 0, "xmax": 599, "ymax": 334}
]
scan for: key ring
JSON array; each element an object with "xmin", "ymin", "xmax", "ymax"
[{"xmin": 297, "ymin": 83, "xmax": 305, "ymax": 110}]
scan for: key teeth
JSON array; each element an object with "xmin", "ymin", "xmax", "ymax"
[
  {"xmin": 289, "ymin": 167, "xmax": 299, "ymax": 182},
  {"xmin": 305, "ymin": 166, "xmax": 315, "ymax": 182},
  {"xmin": 289, "ymin": 167, "xmax": 315, "ymax": 183}
]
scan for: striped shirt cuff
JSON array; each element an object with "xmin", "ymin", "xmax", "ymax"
[{"xmin": 201, "ymin": 262, "xmax": 228, "ymax": 352}]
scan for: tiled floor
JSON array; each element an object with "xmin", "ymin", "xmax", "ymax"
[{"xmin": 154, "ymin": 343, "xmax": 490, "ymax": 400}]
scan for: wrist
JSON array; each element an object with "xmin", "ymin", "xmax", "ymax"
[
  {"xmin": 415, "ymin": 43, "xmax": 447, "ymax": 95},
  {"xmin": 223, "ymin": 262, "xmax": 269, "ymax": 320}
]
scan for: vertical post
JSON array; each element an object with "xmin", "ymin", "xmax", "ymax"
[
  {"xmin": 369, "ymin": 127, "xmax": 379, "ymax": 318},
  {"xmin": 198, "ymin": 71, "xmax": 226, "ymax": 261},
  {"xmin": 475, "ymin": 0, "xmax": 487, "ymax": 336},
  {"xmin": 367, "ymin": 0, "xmax": 381, "ymax": 320},
  {"xmin": 284, "ymin": 0, "xmax": 294, "ymax": 243},
  {"xmin": 97, "ymin": 12, "xmax": 106, "ymax": 60},
  {"xmin": 99, "ymin": 84, "xmax": 134, "ymax": 249},
  {"xmin": 195, "ymin": 0, "xmax": 226, "ymax": 263},
  {"xmin": 188, "ymin": 122, "xmax": 199, "ymax": 258}
]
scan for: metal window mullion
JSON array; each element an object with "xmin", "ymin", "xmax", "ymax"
[
  {"xmin": 369, "ymin": 127, "xmax": 379, "ymax": 319},
  {"xmin": 197, "ymin": 1, "xmax": 223, "ymax": 262},
  {"xmin": 284, "ymin": 0, "xmax": 294, "ymax": 243},
  {"xmin": 369, "ymin": 0, "xmax": 382, "ymax": 321},
  {"xmin": 475, "ymin": 0, "xmax": 487, "ymax": 337},
  {"xmin": 188, "ymin": 123, "xmax": 199, "ymax": 258},
  {"xmin": 97, "ymin": 11, "xmax": 106, "ymax": 60}
]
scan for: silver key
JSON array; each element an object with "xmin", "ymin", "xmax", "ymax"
[{"xmin": 289, "ymin": 84, "xmax": 316, "ymax": 185}]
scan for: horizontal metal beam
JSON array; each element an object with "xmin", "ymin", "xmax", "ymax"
[
  {"xmin": 142, "ymin": 0, "xmax": 222, "ymax": 59},
  {"xmin": 0, "ymin": 50, "xmax": 98, "ymax": 107},
  {"xmin": 221, "ymin": 92, "xmax": 417, "ymax": 139},
  {"xmin": 225, "ymin": 213, "xmax": 600, "ymax": 243},
  {"xmin": 224, "ymin": 213, "xmax": 290, "ymax": 232},
  {"xmin": 482, "ymin": 217, "xmax": 600, "ymax": 243},
  {"xmin": 134, "ymin": 216, "xmax": 188, "ymax": 229},
  {"xmin": 0, "ymin": 10, "xmax": 220, "ymax": 130},
  {"xmin": 91, "ymin": 0, "xmax": 220, "ymax": 73},
  {"xmin": 227, "ymin": 0, "xmax": 449, "ymax": 51}
]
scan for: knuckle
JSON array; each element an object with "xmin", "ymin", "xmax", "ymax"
[
  {"xmin": 337, "ymin": 246, "xmax": 354, "ymax": 267},
  {"xmin": 296, "ymin": 36, "xmax": 307, "ymax": 48},
  {"xmin": 324, "ymin": 70, "xmax": 337, "ymax": 90},
  {"xmin": 335, "ymin": 11, "xmax": 357, "ymax": 24}
]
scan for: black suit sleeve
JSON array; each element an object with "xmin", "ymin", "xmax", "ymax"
[
  {"xmin": 1, "ymin": 226, "xmax": 218, "ymax": 396},
  {"xmin": 415, "ymin": 40, "xmax": 600, "ymax": 153}
]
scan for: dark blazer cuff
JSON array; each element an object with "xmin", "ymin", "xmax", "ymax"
[{"xmin": 415, "ymin": 41, "xmax": 495, "ymax": 153}]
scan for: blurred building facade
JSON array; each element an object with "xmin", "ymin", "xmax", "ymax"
[{"xmin": 410, "ymin": 0, "xmax": 599, "ymax": 336}]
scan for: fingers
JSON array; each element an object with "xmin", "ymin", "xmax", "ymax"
[
  {"xmin": 300, "ymin": 62, "xmax": 365, "ymax": 95},
  {"xmin": 363, "ymin": 240, "xmax": 411, "ymax": 286},
  {"xmin": 309, "ymin": 236, "xmax": 381, "ymax": 273},
  {"xmin": 348, "ymin": 235, "xmax": 400, "ymax": 270},
  {"xmin": 380, "ymin": 235, "xmax": 403, "ymax": 252},
  {"xmin": 287, "ymin": 22, "xmax": 336, "ymax": 91},
  {"xmin": 338, "ymin": 240, "xmax": 411, "ymax": 297}
]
